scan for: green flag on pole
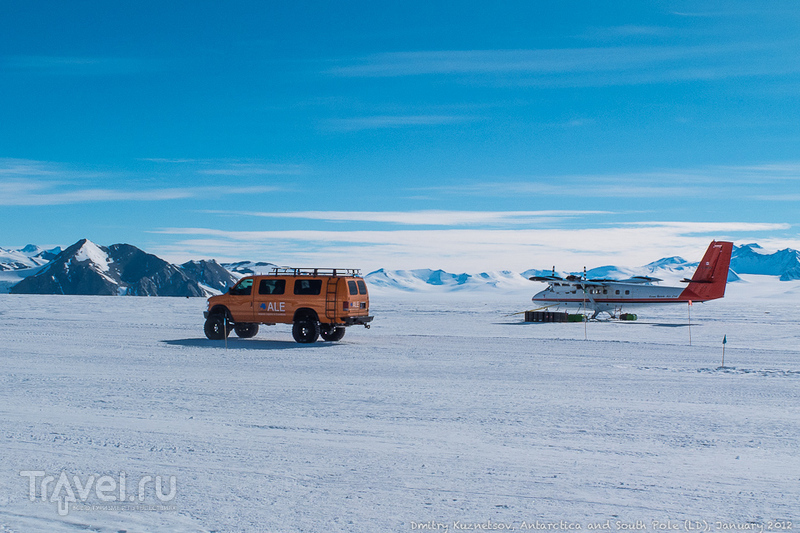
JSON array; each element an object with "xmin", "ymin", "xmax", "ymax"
[{"xmin": 723, "ymin": 335, "xmax": 727, "ymax": 344}]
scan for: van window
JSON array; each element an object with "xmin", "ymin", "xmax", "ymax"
[
  {"xmin": 230, "ymin": 278, "xmax": 253, "ymax": 296},
  {"xmin": 294, "ymin": 279, "xmax": 322, "ymax": 295},
  {"xmin": 259, "ymin": 279, "xmax": 286, "ymax": 295},
  {"xmin": 357, "ymin": 280, "xmax": 367, "ymax": 295},
  {"xmin": 348, "ymin": 280, "xmax": 358, "ymax": 295}
]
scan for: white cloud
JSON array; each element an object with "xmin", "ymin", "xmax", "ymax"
[
  {"xmin": 582, "ymin": 25, "xmax": 672, "ymax": 39},
  {"xmin": 329, "ymin": 48, "xmax": 707, "ymax": 77},
  {"xmin": 0, "ymin": 158, "xmax": 287, "ymax": 205},
  {"xmin": 0, "ymin": 179, "xmax": 280, "ymax": 206},
  {"xmin": 326, "ymin": 115, "xmax": 474, "ymax": 131},
  {"xmin": 756, "ymin": 195, "xmax": 800, "ymax": 201},
  {"xmin": 198, "ymin": 163, "xmax": 305, "ymax": 176},
  {"xmin": 207, "ymin": 210, "xmax": 610, "ymax": 226},
  {"xmin": 138, "ymin": 158, "xmax": 307, "ymax": 176},
  {"xmin": 152, "ymin": 221, "xmax": 792, "ymax": 271},
  {"xmin": 327, "ymin": 43, "xmax": 799, "ymax": 86},
  {"xmin": 414, "ymin": 162, "xmax": 800, "ymax": 199},
  {"xmin": 414, "ymin": 179, "xmax": 701, "ymax": 199}
]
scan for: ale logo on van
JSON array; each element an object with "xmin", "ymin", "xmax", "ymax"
[{"xmin": 260, "ymin": 302, "xmax": 285, "ymax": 312}]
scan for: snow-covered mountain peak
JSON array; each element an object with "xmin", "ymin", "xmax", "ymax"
[
  {"xmin": 10, "ymin": 239, "xmax": 237, "ymax": 296},
  {"xmin": 366, "ymin": 268, "xmax": 532, "ymax": 292},
  {"xmin": 732, "ymin": 243, "xmax": 800, "ymax": 281},
  {"xmin": 738, "ymin": 243, "xmax": 773, "ymax": 254},
  {"xmin": 0, "ymin": 244, "xmax": 60, "ymax": 271},
  {"xmin": 645, "ymin": 256, "xmax": 688, "ymax": 269},
  {"xmin": 221, "ymin": 261, "xmax": 278, "ymax": 276},
  {"xmin": 19, "ymin": 244, "xmax": 42, "ymax": 254},
  {"xmin": 71, "ymin": 239, "xmax": 112, "ymax": 272}
]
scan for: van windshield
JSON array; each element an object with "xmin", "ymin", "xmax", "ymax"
[{"xmin": 230, "ymin": 278, "xmax": 253, "ymax": 296}]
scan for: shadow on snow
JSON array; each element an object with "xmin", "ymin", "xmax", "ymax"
[{"xmin": 161, "ymin": 338, "xmax": 338, "ymax": 350}]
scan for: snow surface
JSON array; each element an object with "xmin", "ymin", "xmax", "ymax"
[{"xmin": 0, "ymin": 281, "xmax": 798, "ymax": 532}]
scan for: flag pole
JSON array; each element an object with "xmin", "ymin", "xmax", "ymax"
[
  {"xmin": 688, "ymin": 300, "xmax": 692, "ymax": 346},
  {"xmin": 722, "ymin": 334, "xmax": 727, "ymax": 368},
  {"xmin": 582, "ymin": 271, "xmax": 587, "ymax": 340}
]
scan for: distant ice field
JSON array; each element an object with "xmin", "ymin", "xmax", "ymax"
[{"xmin": 0, "ymin": 278, "xmax": 798, "ymax": 532}]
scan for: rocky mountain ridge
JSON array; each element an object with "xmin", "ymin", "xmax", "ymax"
[{"xmin": 9, "ymin": 239, "xmax": 237, "ymax": 297}]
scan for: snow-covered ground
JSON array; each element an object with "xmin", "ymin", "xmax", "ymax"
[{"xmin": 0, "ymin": 278, "xmax": 798, "ymax": 532}]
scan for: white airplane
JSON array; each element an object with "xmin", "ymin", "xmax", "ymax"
[{"xmin": 529, "ymin": 241, "xmax": 733, "ymax": 319}]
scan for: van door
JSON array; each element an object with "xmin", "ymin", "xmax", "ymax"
[
  {"xmin": 254, "ymin": 277, "xmax": 288, "ymax": 322},
  {"xmin": 343, "ymin": 277, "xmax": 369, "ymax": 317},
  {"xmin": 289, "ymin": 278, "xmax": 323, "ymax": 320},
  {"xmin": 227, "ymin": 277, "xmax": 255, "ymax": 322}
]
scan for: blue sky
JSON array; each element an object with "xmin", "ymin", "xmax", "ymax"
[{"xmin": 2, "ymin": 1, "xmax": 799, "ymax": 271}]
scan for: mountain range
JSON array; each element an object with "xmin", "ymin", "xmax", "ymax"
[
  {"xmin": 7, "ymin": 239, "xmax": 237, "ymax": 296},
  {"xmin": 0, "ymin": 244, "xmax": 62, "ymax": 271},
  {"xmin": 363, "ymin": 243, "xmax": 795, "ymax": 292},
  {"xmin": 1, "ymin": 240, "xmax": 799, "ymax": 296}
]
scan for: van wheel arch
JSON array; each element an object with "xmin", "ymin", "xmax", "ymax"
[
  {"xmin": 209, "ymin": 305, "xmax": 232, "ymax": 320},
  {"xmin": 293, "ymin": 308, "xmax": 319, "ymax": 323}
]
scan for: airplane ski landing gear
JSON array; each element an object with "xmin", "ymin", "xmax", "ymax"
[
  {"xmin": 524, "ymin": 311, "xmax": 587, "ymax": 322},
  {"xmin": 598, "ymin": 312, "xmax": 638, "ymax": 321},
  {"xmin": 522, "ymin": 310, "xmax": 637, "ymax": 322}
]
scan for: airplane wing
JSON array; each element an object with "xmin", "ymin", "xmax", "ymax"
[
  {"xmin": 530, "ymin": 274, "xmax": 661, "ymax": 286},
  {"xmin": 616, "ymin": 276, "xmax": 663, "ymax": 284},
  {"xmin": 529, "ymin": 275, "xmax": 611, "ymax": 288}
]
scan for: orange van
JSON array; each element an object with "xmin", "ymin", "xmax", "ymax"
[{"xmin": 203, "ymin": 267, "xmax": 372, "ymax": 343}]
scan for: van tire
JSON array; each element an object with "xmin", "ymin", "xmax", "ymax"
[
  {"xmin": 292, "ymin": 320, "xmax": 320, "ymax": 343},
  {"xmin": 320, "ymin": 326, "xmax": 346, "ymax": 341},
  {"xmin": 234, "ymin": 323, "xmax": 259, "ymax": 338},
  {"xmin": 204, "ymin": 315, "xmax": 228, "ymax": 340}
]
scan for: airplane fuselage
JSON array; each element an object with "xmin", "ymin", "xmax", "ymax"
[{"xmin": 532, "ymin": 282, "xmax": 688, "ymax": 315}]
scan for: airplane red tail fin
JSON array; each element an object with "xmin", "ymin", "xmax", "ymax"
[{"xmin": 681, "ymin": 241, "xmax": 733, "ymax": 302}]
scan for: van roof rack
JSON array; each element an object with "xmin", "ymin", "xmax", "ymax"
[{"xmin": 268, "ymin": 267, "xmax": 363, "ymax": 277}]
